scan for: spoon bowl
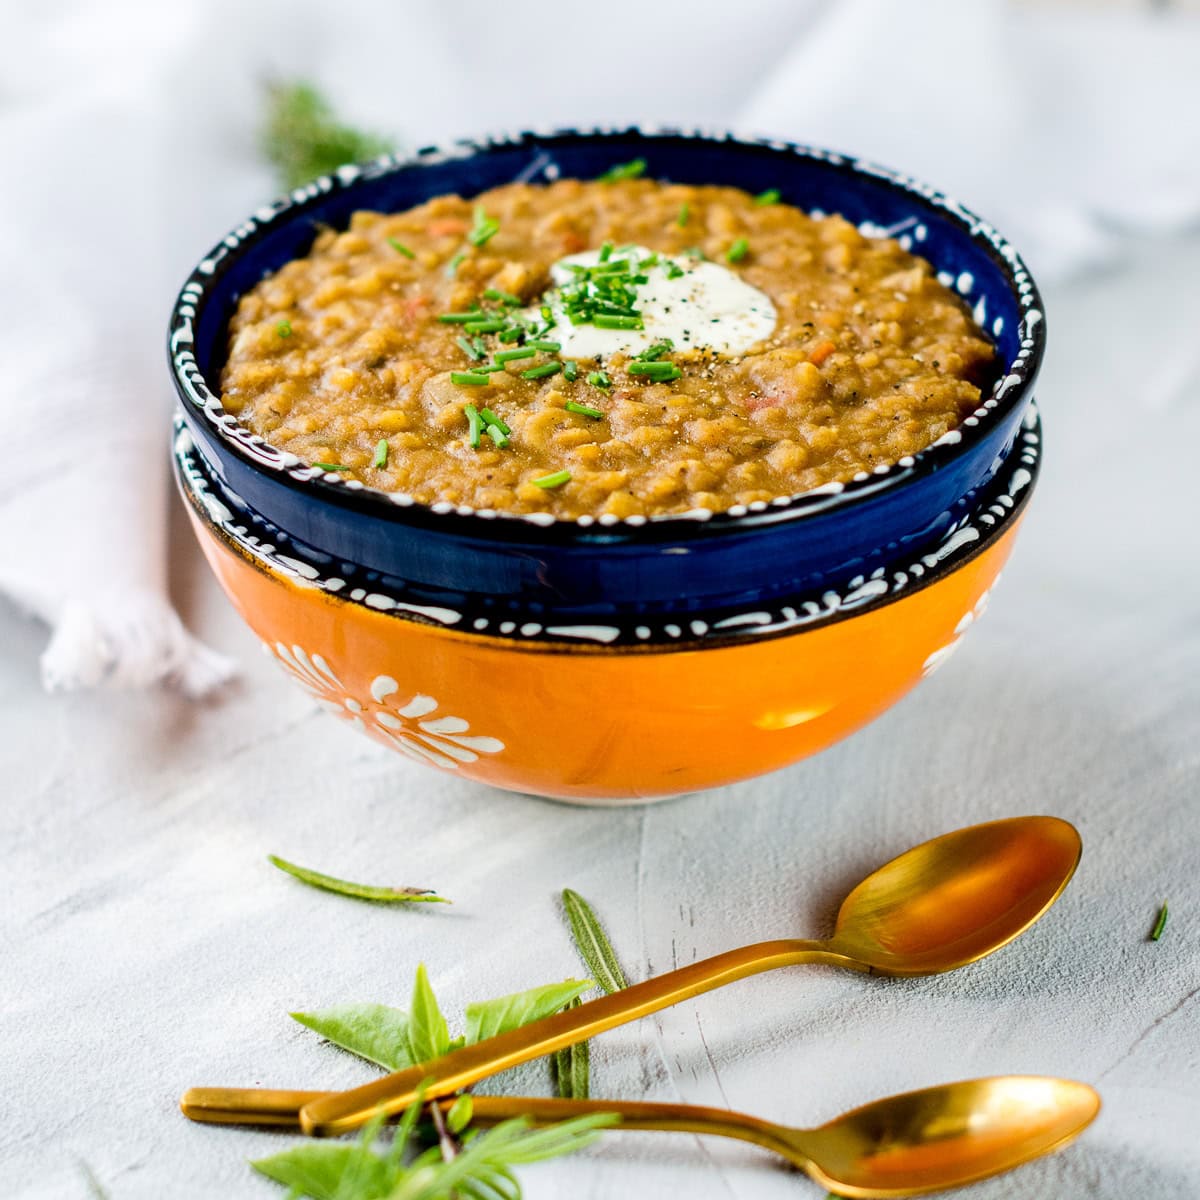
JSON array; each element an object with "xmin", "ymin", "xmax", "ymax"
[{"xmin": 827, "ymin": 816, "xmax": 1083, "ymax": 974}]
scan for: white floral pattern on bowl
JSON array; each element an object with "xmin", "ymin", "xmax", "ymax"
[
  {"xmin": 266, "ymin": 642, "xmax": 505, "ymax": 769},
  {"xmin": 921, "ymin": 577, "xmax": 1000, "ymax": 677}
]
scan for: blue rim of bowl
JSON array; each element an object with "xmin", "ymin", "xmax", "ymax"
[
  {"xmin": 167, "ymin": 125, "xmax": 1045, "ymax": 542},
  {"xmin": 172, "ymin": 403, "xmax": 1042, "ymax": 650}
]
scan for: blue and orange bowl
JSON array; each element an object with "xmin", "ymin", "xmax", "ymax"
[{"xmin": 168, "ymin": 128, "xmax": 1045, "ymax": 803}]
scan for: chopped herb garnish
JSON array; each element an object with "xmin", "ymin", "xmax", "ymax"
[
  {"xmin": 372, "ymin": 439, "xmax": 388, "ymax": 469},
  {"xmin": 386, "ymin": 237, "xmax": 415, "ymax": 258},
  {"xmin": 479, "ymin": 408, "xmax": 511, "ymax": 436},
  {"xmin": 483, "ymin": 423, "xmax": 509, "ymax": 448},
  {"xmin": 497, "ymin": 326, "xmax": 526, "ymax": 343},
  {"xmin": 664, "ymin": 260, "xmax": 685, "ymax": 279},
  {"xmin": 267, "ymin": 855, "xmax": 447, "ymax": 904},
  {"xmin": 564, "ymin": 400, "xmax": 603, "ymax": 419},
  {"xmin": 597, "ymin": 158, "xmax": 646, "ymax": 182},
  {"xmin": 676, "ymin": 203, "xmax": 690, "ymax": 226},
  {"xmin": 598, "ymin": 241, "xmax": 614, "ymax": 262},
  {"xmin": 628, "ymin": 361, "xmax": 682, "ymax": 381},
  {"xmin": 593, "ymin": 313, "xmax": 644, "ymax": 330},
  {"xmin": 438, "ymin": 311, "xmax": 482, "ymax": 324},
  {"xmin": 587, "ymin": 371, "xmax": 612, "ymax": 390},
  {"xmin": 494, "ymin": 347, "xmax": 536, "ymax": 364},
  {"xmin": 522, "ymin": 362, "xmax": 562, "ymax": 380},
  {"xmin": 457, "ymin": 335, "xmax": 485, "ymax": 361},
  {"xmin": 726, "ymin": 237, "xmax": 750, "ymax": 263},
  {"xmin": 452, "ymin": 371, "xmax": 492, "ymax": 387},
  {"xmin": 446, "ymin": 251, "xmax": 466, "ymax": 276},
  {"xmin": 529, "ymin": 339, "xmax": 562, "ymax": 352},
  {"xmin": 483, "ymin": 287, "xmax": 522, "ymax": 305},
  {"xmin": 476, "ymin": 363, "xmax": 506, "ymax": 373},
  {"xmin": 313, "ymin": 462, "xmax": 350, "ymax": 471},
  {"xmin": 635, "ymin": 339, "xmax": 674, "ymax": 362},
  {"xmin": 463, "ymin": 317, "xmax": 506, "ymax": 334},
  {"xmin": 468, "ymin": 205, "xmax": 500, "ymax": 247},
  {"xmin": 753, "ymin": 188, "xmax": 781, "ymax": 206},
  {"xmin": 683, "ymin": 246, "xmax": 706, "ymax": 259},
  {"xmin": 1150, "ymin": 902, "xmax": 1169, "ymax": 941},
  {"xmin": 532, "ymin": 469, "xmax": 572, "ymax": 489},
  {"xmin": 464, "ymin": 404, "xmax": 483, "ymax": 448},
  {"xmin": 562, "ymin": 359, "xmax": 578, "ymax": 382},
  {"xmin": 275, "ymin": 319, "xmax": 292, "ymax": 338}
]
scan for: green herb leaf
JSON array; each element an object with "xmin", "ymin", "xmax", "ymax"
[
  {"xmin": 522, "ymin": 362, "xmax": 562, "ymax": 381},
  {"xmin": 468, "ymin": 206, "xmax": 500, "ymax": 248},
  {"xmin": 676, "ymin": 203, "xmax": 690, "ymax": 226},
  {"xmin": 407, "ymin": 964, "xmax": 451, "ymax": 1064},
  {"xmin": 387, "ymin": 237, "xmax": 416, "ymax": 258},
  {"xmin": 532, "ymin": 469, "xmax": 571, "ymax": 489},
  {"xmin": 252, "ymin": 1141, "xmax": 395, "ymax": 1200},
  {"xmin": 451, "ymin": 371, "xmax": 492, "ymax": 387},
  {"xmin": 1150, "ymin": 902, "xmax": 1169, "ymax": 941},
  {"xmin": 262, "ymin": 81, "xmax": 395, "ymax": 191},
  {"xmin": 753, "ymin": 188, "xmax": 781, "ymax": 206},
  {"xmin": 291, "ymin": 1003, "xmax": 414, "ymax": 1072},
  {"xmin": 464, "ymin": 404, "xmax": 483, "ymax": 449},
  {"xmin": 586, "ymin": 371, "xmax": 612, "ymax": 391},
  {"xmin": 479, "ymin": 408, "xmax": 511, "ymax": 437},
  {"xmin": 276, "ymin": 319, "xmax": 293, "ymax": 338},
  {"xmin": 312, "ymin": 462, "xmax": 351, "ymax": 472},
  {"xmin": 464, "ymin": 978, "xmax": 592, "ymax": 1046},
  {"xmin": 483, "ymin": 287, "xmax": 522, "ymax": 306},
  {"xmin": 267, "ymin": 855, "xmax": 448, "ymax": 904},
  {"xmin": 446, "ymin": 1094, "xmax": 474, "ymax": 1135},
  {"xmin": 372, "ymin": 439, "xmax": 389, "ymax": 469},
  {"xmin": 562, "ymin": 888, "xmax": 629, "ymax": 994},
  {"xmin": 564, "ymin": 400, "xmax": 603, "ymax": 419},
  {"xmin": 597, "ymin": 157, "xmax": 647, "ymax": 183},
  {"xmin": 726, "ymin": 237, "xmax": 750, "ymax": 263},
  {"xmin": 552, "ymin": 997, "xmax": 590, "ymax": 1099}
]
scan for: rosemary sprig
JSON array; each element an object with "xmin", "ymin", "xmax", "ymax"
[
  {"xmin": 262, "ymin": 81, "xmax": 395, "ymax": 190},
  {"xmin": 268, "ymin": 855, "xmax": 449, "ymax": 905}
]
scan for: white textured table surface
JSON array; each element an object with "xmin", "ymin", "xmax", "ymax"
[{"xmin": 3, "ymin": 234, "xmax": 1199, "ymax": 1199}]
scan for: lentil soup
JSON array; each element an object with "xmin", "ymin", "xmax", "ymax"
[{"xmin": 221, "ymin": 177, "xmax": 995, "ymax": 519}]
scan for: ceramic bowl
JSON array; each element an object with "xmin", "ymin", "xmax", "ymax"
[{"xmin": 168, "ymin": 128, "xmax": 1046, "ymax": 803}]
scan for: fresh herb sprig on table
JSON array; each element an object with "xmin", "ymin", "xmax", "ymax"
[
  {"xmin": 1149, "ymin": 901, "xmax": 1169, "ymax": 941},
  {"xmin": 269, "ymin": 855, "xmax": 450, "ymax": 905},
  {"xmin": 262, "ymin": 81, "xmax": 395, "ymax": 190}
]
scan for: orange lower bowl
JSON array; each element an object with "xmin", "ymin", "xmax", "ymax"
[{"xmin": 175, "ymin": 412, "xmax": 1039, "ymax": 804}]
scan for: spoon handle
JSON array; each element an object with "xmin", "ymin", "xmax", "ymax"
[
  {"xmin": 300, "ymin": 938, "xmax": 853, "ymax": 1137},
  {"xmin": 183, "ymin": 1087, "xmax": 808, "ymax": 1166}
]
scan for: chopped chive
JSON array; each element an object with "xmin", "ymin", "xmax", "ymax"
[
  {"xmin": 387, "ymin": 237, "xmax": 416, "ymax": 258},
  {"xmin": 463, "ymin": 318, "xmax": 506, "ymax": 334},
  {"xmin": 726, "ymin": 238, "xmax": 750, "ymax": 263},
  {"xmin": 438, "ymin": 311, "xmax": 482, "ymax": 324},
  {"xmin": 446, "ymin": 251, "xmax": 466, "ymax": 276},
  {"xmin": 479, "ymin": 408, "xmax": 512, "ymax": 437},
  {"xmin": 476, "ymin": 363, "xmax": 506, "ymax": 373},
  {"xmin": 564, "ymin": 400, "xmax": 603, "ymax": 419},
  {"xmin": 522, "ymin": 362, "xmax": 562, "ymax": 380},
  {"xmin": 313, "ymin": 462, "xmax": 350, "ymax": 471},
  {"xmin": 683, "ymin": 246, "xmax": 706, "ymax": 260},
  {"xmin": 472, "ymin": 336, "xmax": 488, "ymax": 357},
  {"xmin": 276, "ymin": 319, "xmax": 292, "ymax": 337},
  {"xmin": 628, "ymin": 362, "xmax": 682, "ymax": 381},
  {"xmin": 372, "ymin": 439, "xmax": 389, "ymax": 468},
  {"xmin": 593, "ymin": 314, "xmax": 644, "ymax": 330},
  {"xmin": 464, "ymin": 404, "xmax": 483, "ymax": 448},
  {"xmin": 1150, "ymin": 902, "xmax": 1169, "ymax": 942},
  {"xmin": 483, "ymin": 287, "xmax": 522, "ymax": 305},
  {"xmin": 753, "ymin": 188, "xmax": 781, "ymax": 206},
  {"xmin": 498, "ymin": 326, "xmax": 525, "ymax": 343},
  {"xmin": 597, "ymin": 158, "xmax": 646, "ymax": 183},
  {"xmin": 532, "ymin": 469, "xmax": 572, "ymax": 489},
  {"xmin": 494, "ymin": 347, "xmax": 536, "ymax": 364},
  {"xmin": 676, "ymin": 203, "xmax": 689, "ymax": 227},
  {"xmin": 457, "ymin": 336, "xmax": 485, "ymax": 361},
  {"xmin": 635, "ymin": 339, "xmax": 674, "ymax": 362},
  {"xmin": 665, "ymin": 260, "xmax": 685, "ymax": 279},
  {"xmin": 562, "ymin": 359, "xmax": 578, "ymax": 382},
  {"xmin": 451, "ymin": 371, "xmax": 492, "ymax": 387},
  {"xmin": 540, "ymin": 304, "xmax": 554, "ymax": 322},
  {"xmin": 528, "ymin": 339, "xmax": 562, "ymax": 352},
  {"xmin": 587, "ymin": 371, "xmax": 612, "ymax": 390},
  {"xmin": 598, "ymin": 242, "xmax": 614, "ymax": 262},
  {"xmin": 468, "ymin": 206, "xmax": 500, "ymax": 247},
  {"xmin": 484, "ymin": 424, "xmax": 509, "ymax": 448}
]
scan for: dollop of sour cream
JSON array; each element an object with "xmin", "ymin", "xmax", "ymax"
[{"xmin": 530, "ymin": 245, "xmax": 776, "ymax": 360}]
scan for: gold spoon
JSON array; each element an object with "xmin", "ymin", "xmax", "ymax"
[
  {"xmin": 297, "ymin": 816, "xmax": 1080, "ymax": 1137},
  {"xmin": 181, "ymin": 1076, "xmax": 1099, "ymax": 1198}
]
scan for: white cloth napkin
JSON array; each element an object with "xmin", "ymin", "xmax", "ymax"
[{"xmin": 1, "ymin": 0, "xmax": 1197, "ymax": 696}]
